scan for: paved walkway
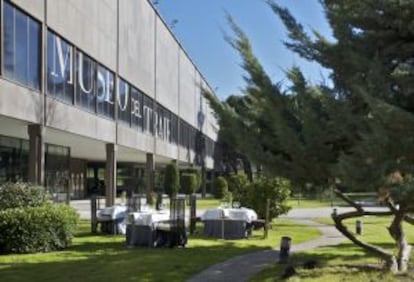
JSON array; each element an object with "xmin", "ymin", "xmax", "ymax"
[{"xmin": 187, "ymin": 219, "xmax": 345, "ymax": 282}]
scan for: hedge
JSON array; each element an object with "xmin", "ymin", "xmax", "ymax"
[{"xmin": 0, "ymin": 204, "xmax": 79, "ymax": 254}]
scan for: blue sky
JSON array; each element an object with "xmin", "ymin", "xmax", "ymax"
[{"xmin": 156, "ymin": 0, "xmax": 333, "ymax": 100}]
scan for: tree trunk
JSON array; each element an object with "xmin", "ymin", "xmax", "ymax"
[
  {"xmin": 332, "ymin": 189, "xmax": 399, "ymax": 272},
  {"xmin": 388, "ymin": 210, "xmax": 412, "ymax": 272},
  {"xmin": 332, "ymin": 213, "xmax": 398, "ymax": 272}
]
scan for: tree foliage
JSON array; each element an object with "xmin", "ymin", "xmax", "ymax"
[
  {"xmin": 204, "ymin": 0, "xmax": 414, "ymax": 273},
  {"xmin": 213, "ymin": 176, "xmax": 228, "ymax": 199},
  {"xmin": 180, "ymin": 173, "xmax": 198, "ymax": 195},
  {"xmin": 244, "ymin": 177, "xmax": 291, "ymax": 219},
  {"xmin": 164, "ymin": 162, "xmax": 180, "ymax": 198}
]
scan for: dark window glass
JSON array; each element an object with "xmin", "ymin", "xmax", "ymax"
[
  {"xmin": 117, "ymin": 79, "xmax": 130, "ymax": 125},
  {"xmin": 4, "ymin": 3, "xmax": 15, "ymax": 77},
  {"xmin": 189, "ymin": 127, "xmax": 196, "ymax": 151},
  {"xmin": 76, "ymin": 51, "xmax": 96, "ymax": 112},
  {"xmin": 28, "ymin": 19, "xmax": 40, "ymax": 89},
  {"xmin": 0, "ymin": 135, "xmax": 29, "ymax": 183},
  {"xmin": 170, "ymin": 114, "xmax": 178, "ymax": 144},
  {"xmin": 164, "ymin": 109, "xmax": 171, "ymax": 143},
  {"xmin": 180, "ymin": 120, "xmax": 189, "ymax": 148},
  {"xmin": 2, "ymin": 2, "xmax": 41, "ymax": 89},
  {"xmin": 143, "ymin": 95, "xmax": 153, "ymax": 134},
  {"xmin": 131, "ymin": 87, "xmax": 143, "ymax": 130},
  {"xmin": 97, "ymin": 65, "xmax": 115, "ymax": 119},
  {"xmin": 157, "ymin": 107, "xmax": 171, "ymax": 143},
  {"xmin": 45, "ymin": 144, "xmax": 70, "ymax": 202},
  {"xmin": 47, "ymin": 31, "xmax": 74, "ymax": 103},
  {"xmin": 15, "ymin": 9, "xmax": 28, "ymax": 84},
  {"xmin": 154, "ymin": 105, "xmax": 162, "ymax": 139}
]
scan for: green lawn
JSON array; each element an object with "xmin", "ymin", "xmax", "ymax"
[
  {"xmin": 0, "ymin": 218, "xmax": 321, "ymax": 282},
  {"xmin": 195, "ymin": 198, "xmax": 221, "ymax": 209},
  {"xmin": 252, "ymin": 216, "xmax": 414, "ymax": 281}
]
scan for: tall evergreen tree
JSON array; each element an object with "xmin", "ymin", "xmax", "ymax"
[
  {"xmin": 270, "ymin": 0, "xmax": 414, "ymax": 272},
  {"xmin": 205, "ymin": 0, "xmax": 414, "ymax": 272}
]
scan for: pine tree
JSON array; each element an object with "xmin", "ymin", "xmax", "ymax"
[{"xmin": 205, "ymin": 0, "xmax": 414, "ymax": 272}]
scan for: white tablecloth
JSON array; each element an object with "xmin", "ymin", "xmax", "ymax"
[
  {"xmin": 97, "ymin": 205, "xmax": 128, "ymax": 220},
  {"xmin": 201, "ymin": 207, "xmax": 258, "ymax": 223},
  {"xmin": 129, "ymin": 210, "xmax": 171, "ymax": 226}
]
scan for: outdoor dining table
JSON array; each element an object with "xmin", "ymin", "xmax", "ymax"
[
  {"xmin": 201, "ymin": 207, "xmax": 258, "ymax": 239},
  {"xmin": 96, "ymin": 205, "xmax": 128, "ymax": 235},
  {"xmin": 125, "ymin": 209, "xmax": 172, "ymax": 247}
]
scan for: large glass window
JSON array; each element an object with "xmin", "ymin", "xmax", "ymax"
[
  {"xmin": 45, "ymin": 144, "xmax": 70, "ymax": 202},
  {"xmin": 117, "ymin": 79, "xmax": 130, "ymax": 125},
  {"xmin": 155, "ymin": 105, "xmax": 171, "ymax": 142},
  {"xmin": 143, "ymin": 95, "xmax": 153, "ymax": 134},
  {"xmin": 76, "ymin": 51, "xmax": 96, "ymax": 112},
  {"xmin": 170, "ymin": 113, "xmax": 178, "ymax": 144},
  {"xmin": 131, "ymin": 87, "xmax": 143, "ymax": 130},
  {"xmin": 47, "ymin": 31, "xmax": 74, "ymax": 103},
  {"xmin": 97, "ymin": 65, "xmax": 115, "ymax": 119},
  {"xmin": 28, "ymin": 20, "xmax": 40, "ymax": 89},
  {"xmin": 180, "ymin": 120, "xmax": 189, "ymax": 148},
  {"xmin": 3, "ymin": 2, "xmax": 41, "ymax": 89},
  {"xmin": 0, "ymin": 135, "xmax": 29, "ymax": 183}
]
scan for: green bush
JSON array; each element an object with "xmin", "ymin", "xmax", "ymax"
[
  {"xmin": 164, "ymin": 162, "xmax": 180, "ymax": 198},
  {"xmin": 181, "ymin": 167, "xmax": 201, "ymax": 192},
  {"xmin": 181, "ymin": 173, "xmax": 198, "ymax": 195},
  {"xmin": 213, "ymin": 177, "xmax": 228, "ymax": 199},
  {"xmin": 227, "ymin": 173, "xmax": 250, "ymax": 202},
  {"xmin": 0, "ymin": 204, "xmax": 79, "ymax": 253},
  {"xmin": 244, "ymin": 177, "xmax": 291, "ymax": 219},
  {"xmin": 0, "ymin": 182, "xmax": 50, "ymax": 210}
]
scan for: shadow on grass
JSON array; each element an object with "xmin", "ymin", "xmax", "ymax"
[
  {"xmin": 0, "ymin": 232, "xmax": 270, "ymax": 282},
  {"xmin": 253, "ymin": 243, "xmax": 405, "ymax": 282}
]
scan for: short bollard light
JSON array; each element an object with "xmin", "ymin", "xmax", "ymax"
[
  {"xmin": 356, "ymin": 220, "xmax": 363, "ymax": 235},
  {"xmin": 279, "ymin": 236, "xmax": 292, "ymax": 263}
]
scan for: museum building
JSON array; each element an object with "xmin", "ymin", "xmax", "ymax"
[{"xmin": 0, "ymin": 0, "xmax": 218, "ymax": 205}]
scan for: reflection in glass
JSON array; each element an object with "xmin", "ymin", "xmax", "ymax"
[
  {"xmin": 131, "ymin": 87, "xmax": 143, "ymax": 130},
  {"xmin": 117, "ymin": 79, "xmax": 130, "ymax": 124},
  {"xmin": 47, "ymin": 31, "xmax": 74, "ymax": 103},
  {"xmin": 76, "ymin": 51, "xmax": 96, "ymax": 112},
  {"xmin": 143, "ymin": 95, "xmax": 153, "ymax": 134},
  {"xmin": 2, "ymin": 2, "xmax": 41, "ymax": 89},
  {"xmin": 28, "ymin": 20, "xmax": 40, "ymax": 89},
  {"xmin": 0, "ymin": 135, "xmax": 29, "ymax": 183},
  {"xmin": 45, "ymin": 144, "xmax": 70, "ymax": 203},
  {"xmin": 15, "ymin": 10, "xmax": 28, "ymax": 84},
  {"xmin": 4, "ymin": 3, "xmax": 15, "ymax": 78},
  {"xmin": 97, "ymin": 65, "xmax": 115, "ymax": 119}
]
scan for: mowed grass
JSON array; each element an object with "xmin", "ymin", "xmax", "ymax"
[
  {"xmin": 195, "ymin": 198, "xmax": 221, "ymax": 209},
  {"xmin": 253, "ymin": 216, "xmax": 414, "ymax": 281},
  {"xmin": 0, "ymin": 218, "xmax": 321, "ymax": 282}
]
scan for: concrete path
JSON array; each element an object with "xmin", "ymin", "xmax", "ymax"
[
  {"xmin": 282, "ymin": 206, "xmax": 388, "ymax": 219},
  {"xmin": 187, "ymin": 219, "xmax": 345, "ymax": 282}
]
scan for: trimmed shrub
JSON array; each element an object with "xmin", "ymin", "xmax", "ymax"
[
  {"xmin": 244, "ymin": 177, "xmax": 291, "ymax": 219},
  {"xmin": 164, "ymin": 162, "xmax": 180, "ymax": 198},
  {"xmin": 227, "ymin": 173, "xmax": 249, "ymax": 202},
  {"xmin": 181, "ymin": 167, "xmax": 201, "ymax": 192},
  {"xmin": 181, "ymin": 173, "xmax": 198, "ymax": 195},
  {"xmin": 0, "ymin": 182, "xmax": 50, "ymax": 210},
  {"xmin": 213, "ymin": 176, "xmax": 228, "ymax": 199},
  {"xmin": 0, "ymin": 204, "xmax": 79, "ymax": 253}
]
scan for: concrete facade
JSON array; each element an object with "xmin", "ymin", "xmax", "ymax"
[{"xmin": 0, "ymin": 0, "xmax": 218, "ymax": 203}]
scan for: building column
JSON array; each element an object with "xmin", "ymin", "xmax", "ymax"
[
  {"xmin": 28, "ymin": 124, "xmax": 45, "ymax": 186},
  {"xmin": 105, "ymin": 143, "xmax": 117, "ymax": 207},
  {"xmin": 146, "ymin": 153, "xmax": 155, "ymax": 204}
]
